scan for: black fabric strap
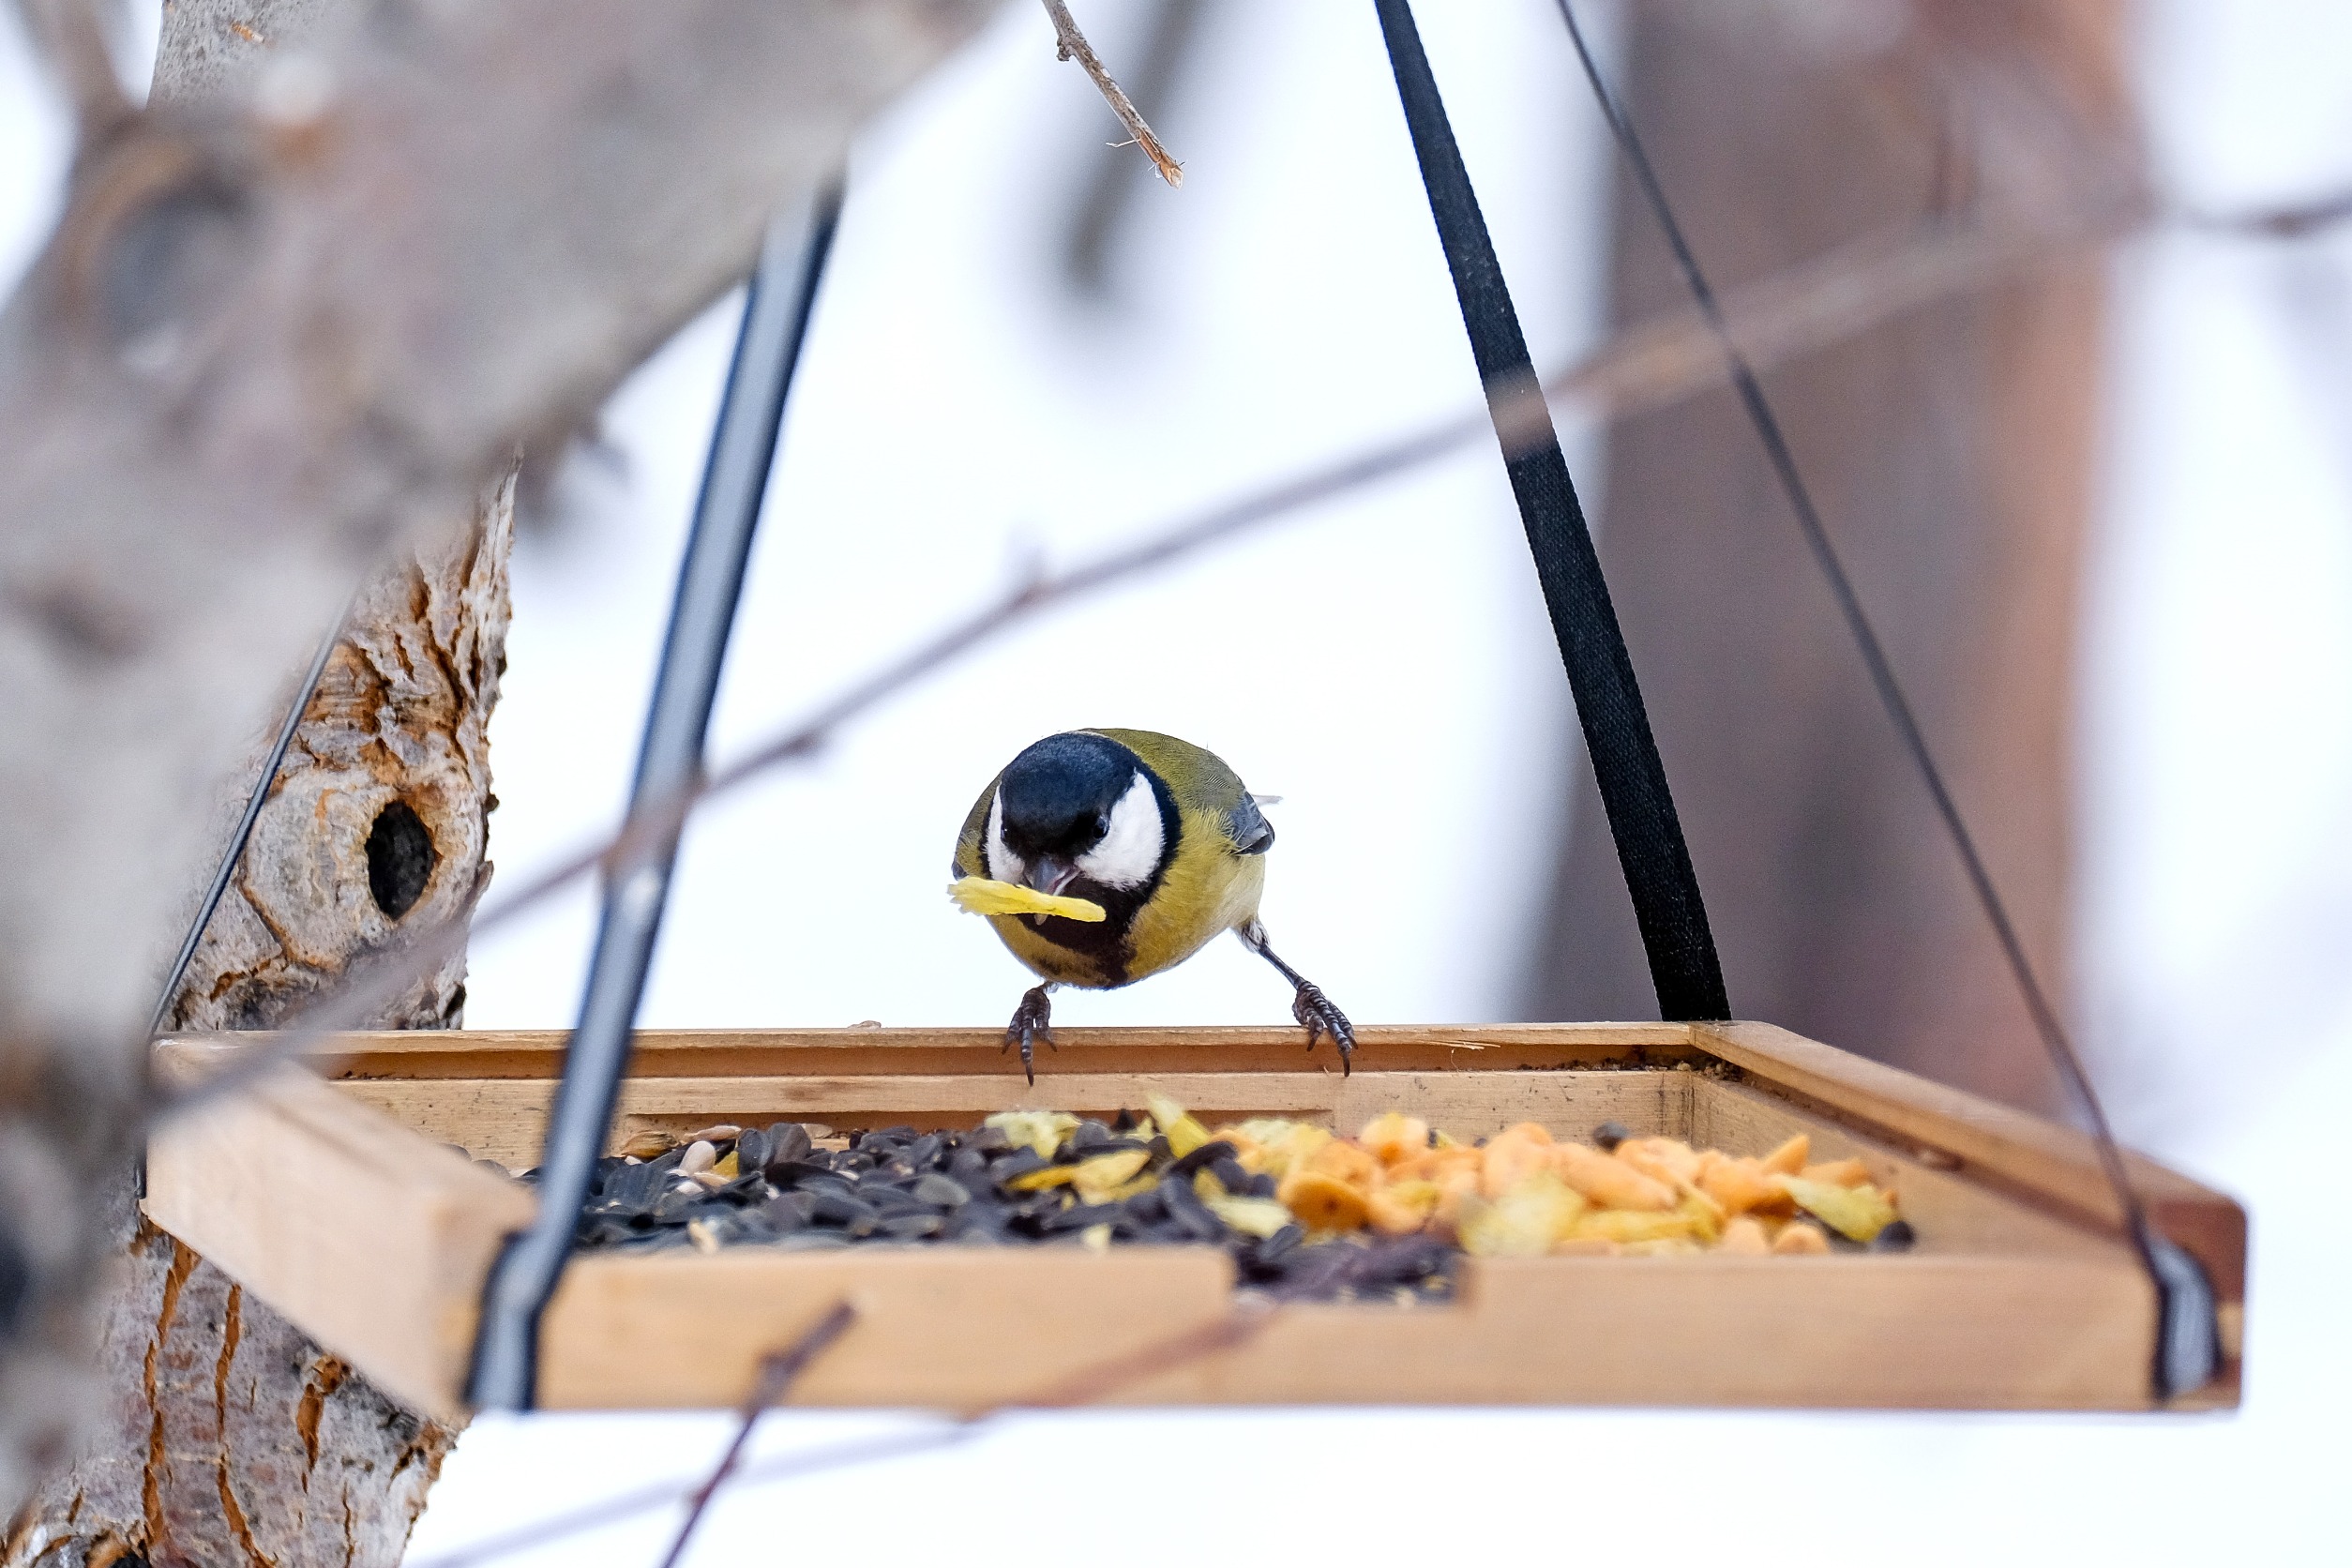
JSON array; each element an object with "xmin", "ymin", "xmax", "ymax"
[{"xmin": 1372, "ymin": 0, "xmax": 1728, "ymax": 1020}]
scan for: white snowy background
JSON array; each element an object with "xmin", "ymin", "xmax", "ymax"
[{"xmin": 5, "ymin": 1, "xmax": 2349, "ymax": 1561}]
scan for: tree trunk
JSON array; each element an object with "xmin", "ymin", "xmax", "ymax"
[
  {"xmin": 1526, "ymin": 2, "xmax": 2128, "ymax": 1108},
  {"xmin": 3, "ymin": 475, "xmax": 513, "ymax": 1568}
]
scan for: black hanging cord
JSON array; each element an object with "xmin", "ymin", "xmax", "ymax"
[
  {"xmin": 1371, "ymin": 0, "xmax": 1729, "ymax": 1022},
  {"xmin": 469, "ymin": 183, "xmax": 845, "ymax": 1410},
  {"xmin": 1550, "ymin": 1, "xmax": 2215, "ymax": 1396},
  {"xmin": 148, "ymin": 608, "xmax": 349, "ymax": 1038}
]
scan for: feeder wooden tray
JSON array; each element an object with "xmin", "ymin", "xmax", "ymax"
[{"xmin": 143, "ymin": 1022, "xmax": 2244, "ymax": 1420}]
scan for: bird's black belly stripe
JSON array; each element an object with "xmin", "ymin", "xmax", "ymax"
[{"xmin": 1015, "ymin": 762, "xmax": 1182, "ymax": 988}]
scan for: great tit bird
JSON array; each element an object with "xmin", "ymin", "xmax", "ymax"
[{"xmin": 950, "ymin": 729, "xmax": 1355, "ymax": 1082}]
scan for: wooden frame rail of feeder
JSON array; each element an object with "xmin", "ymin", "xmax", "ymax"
[{"xmin": 143, "ymin": 1022, "xmax": 2244, "ymax": 1420}]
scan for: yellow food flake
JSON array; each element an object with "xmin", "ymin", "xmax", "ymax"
[
  {"xmin": 1071, "ymin": 1148, "xmax": 1152, "ymax": 1203},
  {"xmin": 1773, "ymin": 1174, "xmax": 1898, "ymax": 1243},
  {"xmin": 947, "ymin": 877, "xmax": 1107, "ymax": 923},
  {"xmin": 1458, "ymin": 1171, "xmax": 1586, "ymax": 1258},
  {"xmin": 986, "ymin": 1109, "xmax": 1080, "ymax": 1160},
  {"xmin": 1146, "ymin": 1094, "xmax": 1214, "ymax": 1158},
  {"xmin": 1204, "ymin": 1194, "xmax": 1293, "ymax": 1239}
]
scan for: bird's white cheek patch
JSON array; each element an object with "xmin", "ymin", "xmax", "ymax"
[
  {"xmin": 985, "ymin": 792, "xmax": 1025, "ymax": 884},
  {"xmin": 1078, "ymin": 771, "xmax": 1164, "ymax": 890}
]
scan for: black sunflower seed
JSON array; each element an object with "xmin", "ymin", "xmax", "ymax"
[
  {"xmin": 1166, "ymin": 1140, "xmax": 1235, "ymax": 1179},
  {"xmin": 912, "ymin": 1173, "xmax": 971, "ymax": 1209},
  {"xmin": 762, "ymin": 1192, "xmax": 815, "ymax": 1232},
  {"xmin": 1038, "ymin": 1202, "xmax": 1123, "ymax": 1234},
  {"xmin": 761, "ymin": 1123, "xmax": 816, "ymax": 1170}
]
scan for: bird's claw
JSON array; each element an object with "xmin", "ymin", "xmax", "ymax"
[
  {"xmin": 1293, "ymin": 982, "xmax": 1356, "ymax": 1077},
  {"xmin": 1001, "ymin": 984, "xmax": 1056, "ymax": 1085}
]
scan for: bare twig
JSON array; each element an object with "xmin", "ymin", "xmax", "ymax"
[
  {"xmin": 1042, "ymin": 0, "xmax": 1184, "ymax": 188},
  {"xmin": 2184, "ymin": 187, "xmax": 2352, "ymax": 240},
  {"xmin": 656, "ymin": 1302, "xmax": 857, "ymax": 1568},
  {"xmin": 146, "ymin": 207, "xmax": 2136, "ymax": 1125},
  {"xmin": 409, "ymin": 1307, "xmax": 1271, "ymax": 1568},
  {"xmin": 1063, "ymin": 0, "xmax": 1208, "ymax": 294}
]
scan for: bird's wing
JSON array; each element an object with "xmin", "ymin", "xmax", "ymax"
[
  {"xmin": 1223, "ymin": 791, "xmax": 1274, "ymax": 856},
  {"xmin": 953, "ymin": 777, "xmax": 997, "ymax": 878}
]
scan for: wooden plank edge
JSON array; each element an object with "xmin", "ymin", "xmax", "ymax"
[
  {"xmin": 142, "ymin": 1063, "xmax": 533, "ymax": 1421},
  {"xmin": 1698, "ymin": 1021, "xmax": 2248, "ymax": 1304},
  {"xmin": 528, "ymin": 1248, "xmax": 2178, "ymax": 1412},
  {"xmin": 156, "ymin": 1023, "xmax": 1706, "ymax": 1081}
]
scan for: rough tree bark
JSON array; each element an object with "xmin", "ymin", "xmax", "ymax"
[
  {"xmin": 3, "ymin": 471, "xmax": 512, "ymax": 1568},
  {"xmin": 1528, "ymin": 1, "xmax": 2131, "ymax": 1108},
  {"xmin": 0, "ymin": 0, "xmax": 1002, "ymax": 1503}
]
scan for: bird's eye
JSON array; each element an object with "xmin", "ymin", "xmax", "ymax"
[{"xmin": 1093, "ymin": 813, "xmax": 1109, "ymax": 836}]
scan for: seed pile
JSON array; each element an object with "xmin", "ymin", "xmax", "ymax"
[
  {"xmin": 542, "ymin": 1098, "xmax": 1909, "ymax": 1292},
  {"xmin": 553, "ymin": 1098, "xmax": 1457, "ymax": 1303}
]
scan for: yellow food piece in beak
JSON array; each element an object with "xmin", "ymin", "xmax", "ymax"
[{"xmin": 947, "ymin": 877, "xmax": 1107, "ymax": 923}]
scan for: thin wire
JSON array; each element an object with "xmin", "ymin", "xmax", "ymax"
[
  {"xmin": 146, "ymin": 606, "xmax": 347, "ymax": 1037},
  {"xmin": 1549, "ymin": 1, "xmax": 2164, "ymax": 1278}
]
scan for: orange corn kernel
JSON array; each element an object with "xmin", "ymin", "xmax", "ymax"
[
  {"xmin": 1357, "ymin": 1112, "xmax": 1431, "ymax": 1165},
  {"xmin": 1366, "ymin": 1180, "xmax": 1442, "ymax": 1236},
  {"xmin": 1772, "ymin": 1220, "xmax": 1831, "ymax": 1255},
  {"xmin": 1718, "ymin": 1216, "xmax": 1771, "ymax": 1256},
  {"xmin": 1696, "ymin": 1155, "xmax": 1785, "ymax": 1215},
  {"xmin": 1279, "ymin": 1169, "xmax": 1370, "ymax": 1231},
  {"xmin": 1551, "ymin": 1142, "xmax": 1677, "ymax": 1212},
  {"xmin": 1802, "ymin": 1157, "xmax": 1871, "ymax": 1188},
  {"xmin": 1615, "ymin": 1137, "xmax": 1701, "ymax": 1187},
  {"xmin": 1481, "ymin": 1132, "xmax": 1556, "ymax": 1199},
  {"xmin": 1759, "ymin": 1134, "xmax": 1811, "ymax": 1176}
]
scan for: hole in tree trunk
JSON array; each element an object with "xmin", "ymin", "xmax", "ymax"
[{"xmin": 366, "ymin": 799, "xmax": 437, "ymax": 920}]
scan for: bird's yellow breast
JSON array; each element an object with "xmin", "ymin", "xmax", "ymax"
[{"xmin": 1123, "ymin": 805, "xmax": 1265, "ymax": 982}]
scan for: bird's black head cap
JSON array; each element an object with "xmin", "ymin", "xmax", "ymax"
[{"xmin": 996, "ymin": 731, "xmax": 1140, "ymax": 858}]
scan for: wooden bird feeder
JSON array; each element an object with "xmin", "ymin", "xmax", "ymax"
[
  {"xmin": 143, "ymin": 1021, "xmax": 2244, "ymax": 1419},
  {"xmin": 134, "ymin": 5, "xmax": 2240, "ymax": 1437}
]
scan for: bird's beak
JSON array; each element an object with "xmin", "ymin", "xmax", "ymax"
[{"xmin": 1027, "ymin": 856, "xmax": 1081, "ymax": 897}]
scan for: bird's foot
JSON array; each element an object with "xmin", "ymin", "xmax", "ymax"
[
  {"xmin": 1292, "ymin": 982, "xmax": 1356, "ymax": 1077},
  {"xmin": 1001, "ymin": 984, "xmax": 1056, "ymax": 1085}
]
